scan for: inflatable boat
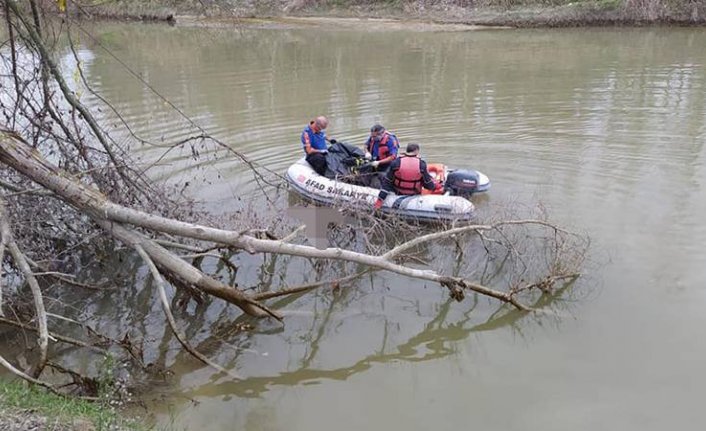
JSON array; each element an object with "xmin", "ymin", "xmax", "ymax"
[{"xmin": 286, "ymin": 143, "xmax": 490, "ymax": 222}]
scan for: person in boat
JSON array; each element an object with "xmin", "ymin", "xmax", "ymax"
[
  {"xmin": 364, "ymin": 124, "xmax": 399, "ymax": 170},
  {"xmin": 301, "ymin": 116, "xmax": 336, "ymax": 176},
  {"xmin": 374, "ymin": 143, "xmax": 443, "ymax": 210}
]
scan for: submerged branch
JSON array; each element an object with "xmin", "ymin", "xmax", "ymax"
[
  {"xmin": 134, "ymin": 244, "xmax": 241, "ymax": 380},
  {"xmin": 92, "ymin": 218, "xmax": 281, "ymax": 319},
  {"xmin": 0, "ymin": 316, "xmax": 96, "ymax": 350},
  {"xmin": 252, "ymin": 270, "xmax": 370, "ymax": 301}
]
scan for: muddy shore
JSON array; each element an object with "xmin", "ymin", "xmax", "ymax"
[{"xmin": 64, "ymin": 0, "xmax": 706, "ymax": 28}]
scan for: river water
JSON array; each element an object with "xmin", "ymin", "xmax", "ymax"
[{"xmin": 52, "ymin": 23, "xmax": 706, "ymax": 429}]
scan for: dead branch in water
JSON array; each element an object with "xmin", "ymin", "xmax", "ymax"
[
  {"xmin": 0, "ymin": 316, "xmax": 95, "ymax": 350},
  {"xmin": 134, "ymin": 244, "xmax": 241, "ymax": 379}
]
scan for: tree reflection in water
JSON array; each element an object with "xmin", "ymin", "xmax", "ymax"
[{"xmin": 153, "ymin": 280, "xmax": 575, "ymax": 401}]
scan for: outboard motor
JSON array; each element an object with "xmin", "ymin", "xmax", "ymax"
[{"xmin": 445, "ymin": 170, "xmax": 480, "ymax": 198}]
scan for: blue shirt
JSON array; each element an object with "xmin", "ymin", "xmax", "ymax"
[{"xmin": 301, "ymin": 123, "xmax": 328, "ymax": 154}]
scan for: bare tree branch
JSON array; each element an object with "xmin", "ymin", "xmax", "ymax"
[
  {"xmin": 6, "ymin": 0, "xmax": 151, "ymax": 197},
  {"xmin": 134, "ymin": 244, "xmax": 241, "ymax": 380},
  {"xmin": 0, "ymin": 316, "xmax": 96, "ymax": 350},
  {"xmin": 252, "ymin": 270, "xmax": 370, "ymax": 300},
  {"xmin": 0, "ymin": 351, "xmax": 61, "ymax": 396},
  {"xmin": 382, "ymin": 220, "xmax": 576, "ymax": 262},
  {"xmin": 25, "ymin": 257, "xmax": 108, "ymax": 291},
  {"xmin": 0, "ymin": 219, "xmax": 6, "ymax": 317},
  {"xmin": 94, "ymin": 217, "xmax": 281, "ymax": 318},
  {"xmin": 0, "ymin": 196, "xmax": 49, "ymax": 377},
  {"xmin": 3, "ymin": 0, "xmax": 22, "ymax": 131},
  {"xmin": 0, "ymin": 179, "xmax": 23, "ymax": 193},
  {"xmin": 155, "ymin": 239, "xmax": 207, "ymax": 253}
]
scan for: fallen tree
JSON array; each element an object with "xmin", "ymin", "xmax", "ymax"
[{"xmin": 0, "ymin": 0, "xmax": 588, "ymax": 394}]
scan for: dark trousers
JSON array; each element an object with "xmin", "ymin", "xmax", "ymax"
[
  {"xmin": 306, "ymin": 152, "xmax": 328, "ymax": 176},
  {"xmin": 357, "ymin": 171, "xmax": 383, "ymax": 189}
]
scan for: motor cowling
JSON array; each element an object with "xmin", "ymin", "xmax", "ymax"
[{"xmin": 445, "ymin": 170, "xmax": 480, "ymax": 197}]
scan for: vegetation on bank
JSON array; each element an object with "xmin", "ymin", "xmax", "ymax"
[
  {"xmin": 0, "ymin": 379, "xmax": 138, "ymax": 430},
  {"xmin": 65, "ymin": 0, "xmax": 706, "ymax": 26}
]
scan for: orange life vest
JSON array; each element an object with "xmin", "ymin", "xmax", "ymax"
[{"xmin": 393, "ymin": 156, "xmax": 423, "ymax": 195}]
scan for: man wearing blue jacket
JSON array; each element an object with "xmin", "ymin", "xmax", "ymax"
[{"xmin": 301, "ymin": 116, "xmax": 332, "ymax": 175}]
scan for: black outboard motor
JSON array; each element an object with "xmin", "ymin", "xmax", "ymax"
[{"xmin": 445, "ymin": 170, "xmax": 480, "ymax": 198}]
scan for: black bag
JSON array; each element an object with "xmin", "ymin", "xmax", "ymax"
[{"xmin": 324, "ymin": 142, "xmax": 366, "ymax": 179}]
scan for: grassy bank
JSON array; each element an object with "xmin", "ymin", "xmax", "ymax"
[
  {"xmin": 0, "ymin": 379, "xmax": 137, "ymax": 431},
  {"xmin": 69, "ymin": 0, "xmax": 706, "ymax": 27}
]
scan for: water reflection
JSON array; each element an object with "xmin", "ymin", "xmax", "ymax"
[{"xmin": 155, "ymin": 282, "xmax": 573, "ymax": 402}]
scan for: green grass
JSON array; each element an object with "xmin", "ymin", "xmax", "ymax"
[{"xmin": 0, "ymin": 378, "xmax": 139, "ymax": 430}]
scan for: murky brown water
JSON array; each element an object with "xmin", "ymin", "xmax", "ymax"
[{"xmin": 40, "ymin": 23, "xmax": 706, "ymax": 429}]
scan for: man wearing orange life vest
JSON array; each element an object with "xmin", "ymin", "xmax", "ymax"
[
  {"xmin": 374, "ymin": 143, "xmax": 443, "ymax": 210},
  {"xmin": 364, "ymin": 124, "xmax": 399, "ymax": 170}
]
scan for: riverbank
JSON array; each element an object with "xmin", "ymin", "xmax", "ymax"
[
  {"xmin": 0, "ymin": 379, "xmax": 136, "ymax": 431},
  {"xmin": 68, "ymin": 0, "xmax": 706, "ymax": 27}
]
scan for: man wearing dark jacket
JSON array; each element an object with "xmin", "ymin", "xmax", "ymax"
[{"xmin": 374, "ymin": 143, "xmax": 443, "ymax": 209}]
